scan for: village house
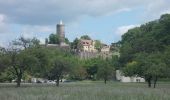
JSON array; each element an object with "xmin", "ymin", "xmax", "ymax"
[{"xmin": 79, "ymin": 39, "xmax": 97, "ymax": 52}]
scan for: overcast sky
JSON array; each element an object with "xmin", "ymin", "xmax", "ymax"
[{"xmin": 0, "ymin": 0, "xmax": 170, "ymax": 46}]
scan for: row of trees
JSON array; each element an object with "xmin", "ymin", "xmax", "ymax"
[
  {"xmin": 0, "ymin": 37, "xmax": 117, "ymax": 87},
  {"xmin": 119, "ymin": 14, "xmax": 170, "ymax": 88}
]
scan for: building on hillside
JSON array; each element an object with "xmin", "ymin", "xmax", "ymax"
[
  {"xmin": 79, "ymin": 51, "xmax": 98, "ymax": 59},
  {"xmin": 77, "ymin": 40, "xmax": 118, "ymax": 59},
  {"xmin": 101, "ymin": 45, "xmax": 110, "ymax": 53},
  {"xmin": 78, "ymin": 39, "xmax": 97, "ymax": 52},
  {"xmin": 98, "ymin": 44, "xmax": 112, "ymax": 59},
  {"xmin": 116, "ymin": 70, "xmax": 145, "ymax": 82}
]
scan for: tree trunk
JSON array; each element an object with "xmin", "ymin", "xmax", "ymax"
[
  {"xmin": 16, "ymin": 74, "xmax": 22, "ymax": 87},
  {"xmin": 148, "ymin": 80, "xmax": 151, "ymax": 88},
  {"xmin": 104, "ymin": 79, "xmax": 107, "ymax": 84},
  {"xmin": 60, "ymin": 76, "xmax": 63, "ymax": 82},
  {"xmin": 153, "ymin": 76, "xmax": 158, "ymax": 88},
  {"xmin": 147, "ymin": 76, "xmax": 152, "ymax": 88},
  {"xmin": 56, "ymin": 76, "xmax": 60, "ymax": 87}
]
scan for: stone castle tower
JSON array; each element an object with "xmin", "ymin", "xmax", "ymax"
[{"xmin": 56, "ymin": 20, "xmax": 65, "ymax": 45}]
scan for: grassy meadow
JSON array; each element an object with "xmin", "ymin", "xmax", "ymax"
[{"xmin": 0, "ymin": 81, "xmax": 170, "ymax": 100}]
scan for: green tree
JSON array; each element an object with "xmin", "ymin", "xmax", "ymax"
[
  {"xmin": 71, "ymin": 38, "xmax": 80, "ymax": 50},
  {"xmin": 4, "ymin": 37, "xmax": 40, "ymax": 87},
  {"xmin": 0, "ymin": 67, "xmax": 15, "ymax": 82},
  {"xmin": 95, "ymin": 40, "xmax": 102, "ymax": 52},
  {"xmin": 84, "ymin": 58, "xmax": 102, "ymax": 80},
  {"xmin": 80, "ymin": 35, "xmax": 91, "ymax": 40},
  {"xmin": 5, "ymin": 49, "xmax": 38, "ymax": 87},
  {"xmin": 97, "ymin": 59, "xmax": 114, "ymax": 84},
  {"xmin": 120, "ymin": 14, "xmax": 170, "ymax": 88},
  {"xmin": 48, "ymin": 56, "xmax": 72, "ymax": 86},
  {"xmin": 0, "ymin": 49, "xmax": 8, "ymax": 77},
  {"xmin": 135, "ymin": 53, "xmax": 167, "ymax": 88},
  {"xmin": 69, "ymin": 58, "xmax": 87, "ymax": 80},
  {"xmin": 48, "ymin": 33, "xmax": 70, "ymax": 44},
  {"xmin": 48, "ymin": 34, "xmax": 60, "ymax": 44},
  {"xmin": 65, "ymin": 38, "xmax": 69, "ymax": 44},
  {"xmin": 28, "ymin": 47, "xmax": 50, "ymax": 78},
  {"xmin": 110, "ymin": 42, "xmax": 121, "ymax": 52}
]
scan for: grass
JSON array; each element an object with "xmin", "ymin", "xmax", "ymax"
[{"xmin": 0, "ymin": 81, "xmax": 170, "ymax": 100}]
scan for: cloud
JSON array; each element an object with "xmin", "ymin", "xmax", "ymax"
[
  {"xmin": 0, "ymin": 0, "xmax": 157, "ymax": 26},
  {"xmin": 144, "ymin": 0, "xmax": 170, "ymax": 20},
  {"xmin": 0, "ymin": 0, "xmax": 169, "ymax": 33},
  {"xmin": 0, "ymin": 0, "xmax": 170, "ymax": 46},
  {"xmin": 0, "ymin": 14, "xmax": 8, "ymax": 33},
  {"xmin": 115, "ymin": 24, "xmax": 139, "ymax": 35},
  {"xmin": 0, "ymin": 0, "xmax": 169, "ymax": 26},
  {"xmin": 20, "ymin": 25, "xmax": 54, "ymax": 34}
]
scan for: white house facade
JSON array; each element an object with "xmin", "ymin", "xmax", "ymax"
[{"xmin": 116, "ymin": 70, "xmax": 145, "ymax": 82}]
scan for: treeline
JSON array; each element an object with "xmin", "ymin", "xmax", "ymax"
[
  {"xmin": 0, "ymin": 37, "xmax": 118, "ymax": 87},
  {"xmin": 119, "ymin": 14, "xmax": 170, "ymax": 88}
]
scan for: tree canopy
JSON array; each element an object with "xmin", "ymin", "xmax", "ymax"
[
  {"xmin": 80, "ymin": 35, "xmax": 91, "ymax": 40},
  {"xmin": 120, "ymin": 14, "xmax": 170, "ymax": 88}
]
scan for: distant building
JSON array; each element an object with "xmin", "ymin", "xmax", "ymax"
[
  {"xmin": 116, "ymin": 70, "xmax": 145, "ymax": 82},
  {"xmin": 101, "ymin": 45, "xmax": 110, "ymax": 53},
  {"xmin": 77, "ymin": 39, "xmax": 117, "ymax": 59},
  {"xmin": 79, "ymin": 39, "xmax": 97, "ymax": 52}
]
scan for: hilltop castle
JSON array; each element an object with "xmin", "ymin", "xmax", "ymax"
[
  {"xmin": 46, "ymin": 20, "xmax": 69, "ymax": 48},
  {"xmin": 46, "ymin": 21, "xmax": 119, "ymax": 59}
]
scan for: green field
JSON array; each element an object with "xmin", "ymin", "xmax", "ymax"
[{"xmin": 0, "ymin": 81, "xmax": 170, "ymax": 100}]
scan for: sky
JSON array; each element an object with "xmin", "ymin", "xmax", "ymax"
[{"xmin": 0, "ymin": 0, "xmax": 170, "ymax": 47}]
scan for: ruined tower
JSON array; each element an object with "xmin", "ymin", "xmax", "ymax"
[{"xmin": 56, "ymin": 20, "xmax": 65, "ymax": 45}]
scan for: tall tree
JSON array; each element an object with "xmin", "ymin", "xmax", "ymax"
[
  {"xmin": 48, "ymin": 57, "xmax": 71, "ymax": 86},
  {"xmin": 3, "ymin": 37, "xmax": 40, "ymax": 87}
]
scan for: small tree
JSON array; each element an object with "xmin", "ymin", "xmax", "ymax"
[
  {"xmin": 49, "ymin": 57, "xmax": 71, "ymax": 86},
  {"xmin": 95, "ymin": 40, "xmax": 102, "ymax": 52},
  {"xmin": 48, "ymin": 34, "xmax": 60, "ymax": 44},
  {"xmin": 71, "ymin": 38, "xmax": 80, "ymax": 50},
  {"xmin": 97, "ymin": 60, "xmax": 114, "ymax": 84}
]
